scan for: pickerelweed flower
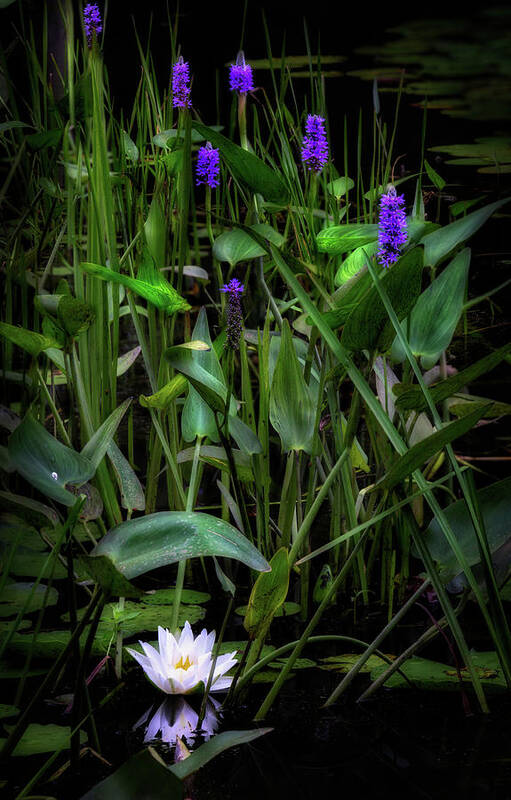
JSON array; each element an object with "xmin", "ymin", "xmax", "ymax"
[
  {"xmin": 220, "ymin": 277, "xmax": 244, "ymax": 351},
  {"xmin": 377, "ymin": 185, "xmax": 408, "ymax": 268},
  {"xmin": 301, "ymin": 114, "xmax": 329, "ymax": 174},
  {"xmin": 126, "ymin": 623, "xmax": 237, "ymax": 695},
  {"xmin": 196, "ymin": 142, "xmax": 220, "ymax": 189},
  {"xmin": 229, "ymin": 51, "xmax": 254, "ymax": 93},
  {"xmin": 83, "ymin": 3, "xmax": 102, "ymax": 47},
  {"xmin": 171, "ymin": 56, "xmax": 192, "ymax": 109}
]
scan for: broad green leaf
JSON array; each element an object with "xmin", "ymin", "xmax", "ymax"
[
  {"xmin": 393, "ymin": 342, "xmax": 511, "ymax": 412},
  {"xmin": 448, "ymin": 397, "xmax": 511, "ymax": 419},
  {"xmin": 0, "ymin": 582, "xmax": 58, "ymax": 617},
  {"xmin": 0, "ymin": 119, "xmax": 30, "ymax": 131},
  {"xmin": 8, "ymin": 414, "xmax": 93, "ymax": 506},
  {"xmin": 63, "ymin": 600, "xmax": 205, "ymax": 637},
  {"xmin": 192, "ymin": 122, "xmax": 290, "ymax": 204},
  {"xmin": 391, "ymin": 248, "xmax": 471, "ymax": 367},
  {"xmin": 140, "ymin": 375, "xmax": 188, "ymax": 410},
  {"xmin": 419, "ymin": 477, "xmax": 511, "ymax": 581},
  {"xmin": 370, "ymin": 652, "xmax": 507, "ymax": 691},
  {"xmin": 0, "ymin": 723, "xmax": 87, "ymax": 757},
  {"xmin": 235, "ymin": 601, "xmax": 300, "ymax": 618},
  {"xmin": 227, "ymin": 415, "xmax": 262, "ymax": 455},
  {"xmin": 334, "ymin": 242, "xmax": 378, "ymax": 286},
  {"xmin": 270, "ymin": 320, "xmax": 316, "ymax": 453},
  {"xmin": 166, "ymin": 342, "xmax": 229, "ymax": 414},
  {"xmin": 326, "ymin": 176, "xmax": 354, "ymax": 198},
  {"xmin": 170, "ymin": 728, "xmax": 272, "ymax": 780},
  {"xmin": 181, "ymin": 309, "xmax": 224, "ymax": 442},
  {"xmin": 0, "ymin": 321, "xmax": 61, "ymax": 357},
  {"xmin": 57, "ymin": 295, "xmax": 95, "ymax": 336},
  {"xmin": 79, "ymin": 748, "xmax": 183, "ymax": 800},
  {"xmin": 316, "ymin": 223, "xmax": 378, "ymax": 256},
  {"xmin": 244, "ymin": 548, "xmax": 290, "ymax": 638},
  {"xmin": 81, "ymin": 398, "xmax": 131, "ymax": 473},
  {"xmin": 321, "ymin": 267, "xmax": 373, "ymax": 328},
  {"xmin": 143, "ymin": 587, "xmax": 210, "ymax": 605},
  {"xmin": 0, "ymin": 514, "xmax": 46, "ymax": 551},
  {"xmin": 420, "ymin": 197, "xmax": 510, "ymax": 267},
  {"xmin": 6, "ymin": 628, "xmax": 112, "ymax": 660},
  {"xmin": 313, "ymin": 564, "xmax": 335, "ymax": 604},
  {"xmin": 144, "ymin": 200, "xmax": 166, "ymax": 269},
  {"xmin": 81, "ymin": 261, "xmax": 190, "ymax": 315},
  {"xmin": 320, "ymin": 653, "xmax": 391, "ymax": 673},
  {"xmin": 212, "ymin": 224, "xmax": 284, "ymax": 267},
  {"xmin": 26, "ymin": 129, "xmax": 63, "ymax": 150},
  {"xmin": 117, "ymin": 346, "xmax": 141, "ymax": 377},
  {"xmin": 375, "ymin": 404, "xmax": 490, "ymax": 491},
  {"xmin": 90, "ymin": 511, "xmax": 271, "ymax": 578},
  {"xmin": 449, "ymin": 196, "xmax": 486, "ymax": 217},
  {"xmin": 341, "ymin": 247, "xmax": 424, "ymax": 352},
  {"xmin": 80, "ymin": 555, "xmax": 143, "ymax": 599},
  {"xmin": 121, "ymin": 129, "xmax": 139, "ymax": 162}
]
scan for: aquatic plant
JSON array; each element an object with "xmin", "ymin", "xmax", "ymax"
[
  {"xmin": 301, "ymin": 114, "xmax": 329, "ymax": 173},
  {"xmin": 377, "ymin": 185, "xmax": 408, "ymax": 267},
  {"xmin": 220, "ymin": 277, "xmax": 244, "ymax": 350},
  {"xmin": 126, "ymin": 623, "xmax": 237, "ymax": 694},
  {"xmin": 83, "ymin": 2, "xmax": 102, "ymax": 47},
  {"xmin": 196, "ymin": 142, "xmax": 220, "ymax": 188},
  {"xmin": 171, "ymin": 56, "xmax": 192, "ymax": 109},
  {"xmin": 229, "ymin": 51, "xmax": 255, "ymax": 93}
]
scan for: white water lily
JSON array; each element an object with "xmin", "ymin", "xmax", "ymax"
[
  {"xmin": 126, "ymin": 622, "xmax": 237, "ymax": 695},
  {"xmin": 134, "ymin": 696, "xmax": 220, "ymax": 746}
]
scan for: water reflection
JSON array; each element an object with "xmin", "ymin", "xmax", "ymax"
[{"xmin": 134, "ymin": 696, "xmax": 221, "ymax": 748}]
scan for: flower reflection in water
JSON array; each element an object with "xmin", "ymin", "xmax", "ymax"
[{"xmin": 134, "ymin": 696, "xmax": 220, "ymax": 749}]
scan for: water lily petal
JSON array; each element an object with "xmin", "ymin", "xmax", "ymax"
[{"xmin": 209, "ymin": 676, "xmax": 233, "ymax": 692}]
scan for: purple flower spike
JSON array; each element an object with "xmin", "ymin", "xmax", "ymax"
[
  {"xmin": 172, "ymin": 56, "xmax": 191, "ymax": 109},
  {"xmin": 377, "ymin": 186, "xmax": 408, "ymax": 268},
  {"xmin": 229, "ymin": 51, "xmax": 254, "ymax": 94},
  {"xmin": 196, "ymin": 142, "xmax": 220, "ymax": 189},
  {"xmin": 83, "ymin": 3, "xmax": 102, "ymax": 47},
  {"xmin": 220, "ymin": 278, "xmax": 244, "ymax": 350},
  {"xmin": 301, "ymin": 114, "xmax": 329, "ymax": 174}
]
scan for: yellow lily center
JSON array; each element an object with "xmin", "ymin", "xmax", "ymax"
[{"xmin": 174, "ymin": 655, "xmax": 193, "ymax": 671}]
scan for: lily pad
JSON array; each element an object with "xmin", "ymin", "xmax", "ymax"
[
  {"xmin": 63, "ymin": 601, "xmax": 206, "ymax": 638},
  {"xmin": 0, "ymin": 704, "xmax": 19, "ymax": 720},
  {"xmin": 320, "ymin": 653, "xmax": 394, "ymax": 673},
  {"xmin": 142, "ymin": 588, "xmax": 211, "ymax": 605},
  {"xmin": 235, "ymin": 601, "xmax": 301, "ymax": 618},
  {"xmin": 0, "ymin": 582, "xmax": 58, "ymax": 617},
  {"xmin": 0, "ymin": 515, "xmax": 46, "ymax": 551},
  {"xmin": 370, "ymin": 652, "xmax": 507, "ymax": 691},
  {"xmin": 0, "ymin": 723, "xmax": 87, "ymax": 756}
]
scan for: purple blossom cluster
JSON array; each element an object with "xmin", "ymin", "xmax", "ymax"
[
  {"xmin": 301, "ymin": 114, "xmax": 329, "ymax": 174},
  {"xmin": 83, "ymin": 3, "xmax": 102, "ymax": 47},
  {"xmin": 196, "ymin": 142, "xmax": 220, "ymax": 189},
  {"xmin": 229, "ymin": 52, "xmax": 254, "ymax": 94},
  {"xmin": 220, "ymin": 278, "xmax": 244, "ymax": 350},
  {"xmin": 171, "ymin": 57, "xmax": 192, "ymax": 109},
  {"xmin": 377, "ymin": 186, "xmax": 408, "ymax": 268}
]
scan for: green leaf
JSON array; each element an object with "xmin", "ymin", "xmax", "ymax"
[
  {"xmin": 8, "ymin": 414, "xmax": 93, "ymax": 506},
  {"xmin": 0, "ymin": 321, "xmax": 61, "ymax": 357},
  {"xmin": 63, "ymin": 600, "xmax": 205, "ymax": 637},
  {"xmin": 419, "ymin": 477, "xmax": 511, "ymax": 582},
  {"xmin": 108, "ymin": 441, "xmax": 145, "ymax": 512},
  {"xmin": 391, "ymin": 248, "xmax": 471, "ymax": 367},
  {"xmin": 79, "ymin": 748, "xmax": 183, "ymax": 800},
  {"xmin": 370, "ymin": 652, "xmax": 507, "ymax": 691},
  {"xmin": 57, "ymin": 295, "xmax": 96, "ymax": 337},
  {"xmin": 26, "ymin": 129, "xmax": 63, "ymax": 150},
  {"xmin": 90, "ymin": 511, "xmax": 271, "ymax": 579},
  {"xmin": 181, "ymin": 309, "xmax": 224, "ymax": 442},
  {"xmin": 326, "ymin": 176, "xmax": 354, "ymax": 198},
  {"xmin": 424, "ymin": 159, "xmax": 446, "ymax": 190},
  {"xmin": 227, "ymin": 415, "xmax": 262, "ymax": 455},
  {"xmin": 235, "ymin": 601, "xmax": 300, "ymax": 618},
  {"xmin": 375, "ymin": 404, "xmax": 490, "ymax": 491},
  {"xmin": 0, "ymin": 704, "xmax": 19, "ymax": 720},
  {"xmin": 212, "ymin": 224, "xmax": 284, "ymax": 267},
  {"xmin": 0, "ymin": 514, "xmax": 46, "ymax": 551},
  {"xmin": 0, "ymin": 582, "xmax": 58, "ymax": 617},
  {"xmin": 80, "ymin": 555, "xmax": 143, "ymax": 599},
  {"xmin": 393, "ymin": 342, "xmax": 511, "ymax": 412},
  {"xmin": 81, "ymin": 398, "xmax": 131, "ymax": 473},
  {"xmin": 166, "ymin": 343, "xmax": 228, "ymax": 414},
  {"xmin": 244, "ymin": 548, "xmax": 289, "ymax": 638},
  {"xmin": 142, "ymin": 587, "xmax": 210, "ymax": 605},
  {"xmin": 269, "ymin": 320, "xmax": 316, "ymax": 453},
  {"xmin": 191, "ymin": 122, "xmax": 290, "ymax": 205},
  {"xmin": 341, "ymin": 247, "xmax": 424, "ymax": 352},
  {"xmin": 170, "ymin": 728, "xmax": 272, "ymax": 781},
  {"xmin": 0, "ymin": 723, "xmax": 86, "ymax": 757},
  {"xmin": 313, "ymin": 564, "xmax": 335, "ymax": 604},
  {"xmin": 420, "ymin": 197, "xmax": 510, "ymax": 267},
  {"xmin": 121, "ymin": 130, "xmax": 139, "ymax": 162},
  {"xmin": 334, "ymin": 242, "xmax": 378, "ymax": 286},
  {"xmin": 81, "ymin": 261, "xmax": 190, "ymax": 315},
  {"xmin": 316, "ymin": 223, "xmax": 378, "ymax": 256},
  {"xmin": 144, "ymin": 199, "xmax": 166, "ymax": 269},
  {"xmin": 177, "ymin": 445, "xmax": 254, "ymax": 482},
  {"xmin": 320, "ymin": 653, "xmax": 391, "ymax": 673}
]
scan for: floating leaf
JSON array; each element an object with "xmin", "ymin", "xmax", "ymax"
[
  {"xmin": 142, "ymin": 587, "xmax": 210, "ymax": 605},
  {"xmin": 90, "ymin": 511, "xmax": 271, "ymax": 579},
  {"xmin": 235, "ymin": 601, "xmax": 300, "ymax": 618},
  {"xmin": 0, "ymin": 723, "xmax": 87, "ymax": 757},
  {"xmin": 370, "ymin": 652, "xmax": 507, "ymax": 691},
  {"xmin": 0, "ymin": 582, "xmax": 58, "ymax": 617},
  {"xmin": 320, "ymin": 653, "xmax": 392, "ymax": 673},
  {"xmin": 63, "ymin": 601, "xmax": 205, "ymax": 637},
  {"xmin": 192, "ymin": 122, "xmax": 290, "ymax": 205}
]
